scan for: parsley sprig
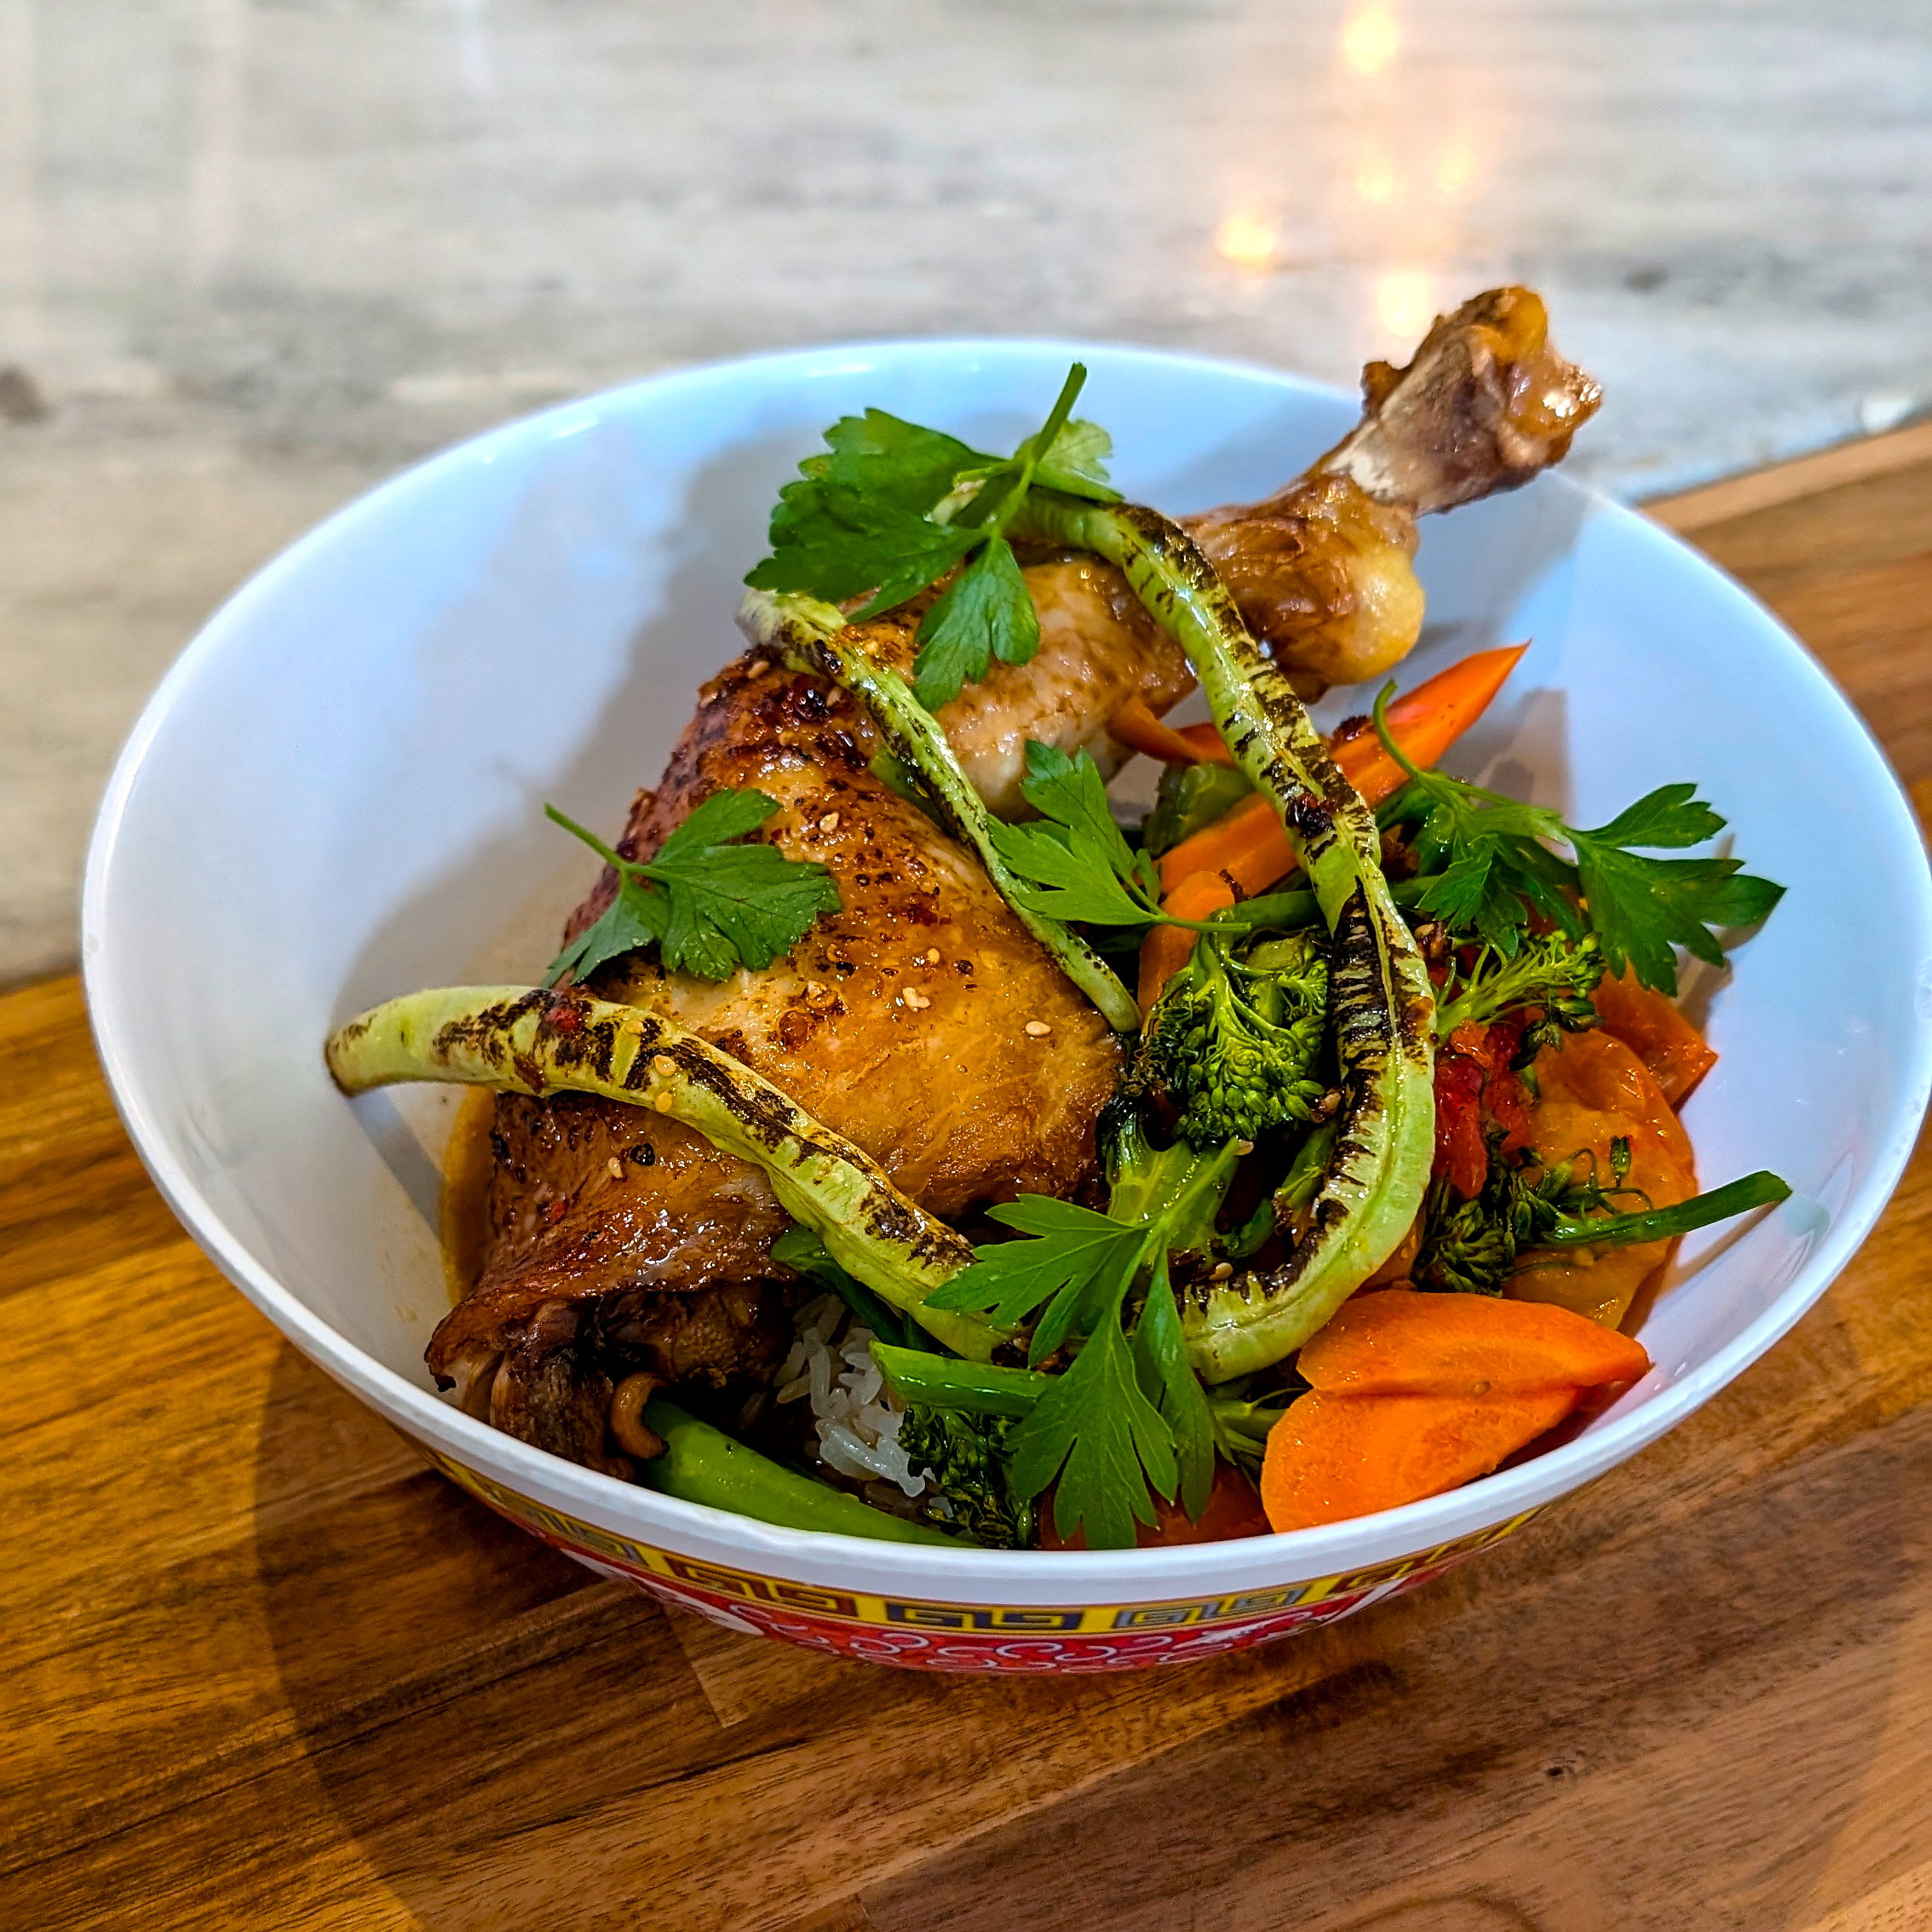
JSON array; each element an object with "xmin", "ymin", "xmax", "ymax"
[
  {"xmin": 927, "ymin": 1147, "xmax": 1229, "ymax": 1547},
  {"xmin": 745, "ymin": 366, "xmax": 1120, "ymax": 711},
  {"xmin": 543, "ymin": 789, "xmax": 840, "ymax": 986},
  {"xmin": 1373, "ymin": 686, "xmax": 1784, "ymax": 992},
  {"xmin": 989, "ymin": 741, "xmax": 1281, "ymax": 934}
]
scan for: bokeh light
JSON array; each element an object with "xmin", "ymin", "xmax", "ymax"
[
  {"xmin": 1215, "ymin": 210, "xmax": 1279, "ymax": 274},
  {"xmin": 1356, "ymin": 156, "xmax": 1400, "ymax": 205},
  {"xmin": 1433, "ymin": 141, "xmax": 1476, "ymax": 198},
  {"xmin": 1339, "ymin": 4, "xmax": 1400, "ymax": 78},
  {"xmin": 1376, "ymin": 269, "xmax": 1436, "ymax": 339}
]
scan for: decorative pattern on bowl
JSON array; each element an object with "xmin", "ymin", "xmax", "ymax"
[{"xmin": 428, "ymin": 1445, "xmax": 1536, "ymax": 1671}]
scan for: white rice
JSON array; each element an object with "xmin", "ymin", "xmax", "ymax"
[{"xmin": 776, "ymin": 1293, "xmax": 929, "ymax": 1498}]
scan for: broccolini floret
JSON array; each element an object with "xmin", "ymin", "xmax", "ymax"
[
  {"xmin": 1142, "ymin": 929, "xmax": 1331, "ymax": 1147},
  {"xmin": 1417, "ymin": 1140, "xmax": 1792, "ymax": 1295},
  {"xmin": 1433, "ymin": 932, "xmax": 1604, "ymax": 1049},
  {"xmin": 1418, "ymin": 1141, "xmax": 1638, "ymax": 1295},
  {"xmin": 899, "ymin": 1406, "xmax": 1035, "ymax": 1548}
]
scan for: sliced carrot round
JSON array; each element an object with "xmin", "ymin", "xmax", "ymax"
[
  {"xmin": 1260, "ymin": 1386, "xmax": 1580, "ymax": 1532},
  {"xmin": 1297, "ymin": 1286, "xmax": 1652, "ymax": 1399}
]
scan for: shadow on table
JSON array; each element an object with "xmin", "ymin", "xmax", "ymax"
[{"xmin": 245, "ymin": 1343, "xmax": 725, "ymax": 1929}]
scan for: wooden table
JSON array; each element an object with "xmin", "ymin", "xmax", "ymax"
[{"xmin": 7, "ymin": 428, "xmax": 1931, "ymax": 1932}]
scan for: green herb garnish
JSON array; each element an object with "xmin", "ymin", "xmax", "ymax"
[
  {"xmin": 544, "ymin": 789, "xmax": 840, "ymax": 986},
  {"xmin": 987, "ymin": 741, "xmax": 1285, "ymax": 936},
  {"xmin": 745, "ymin": 366, "xmax": 1119, "ymax": 711},
  {"xmin": 1374, "ymin": 686, "xmax": 1784, "ymax": 992},
  {"xmin": 986, "ymin": 741, "xmax": 1170, "ymax": 928},
  {"xmin": 925, "ymin": 1137, "xmax": 1236, "ymax": 1546}
]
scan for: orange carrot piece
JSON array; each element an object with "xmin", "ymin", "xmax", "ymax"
[
  {"xmin": 1156, "ymin": 643, "xmax": 1530, "ymax": 894},
  {"xmin": 1297, "ymin": 1287, "xmax": 1652, "ymax": 1400},
  {"xmin": 1137, "ymin": 871, "xmax": 1233, "ymax": 1015},
  {"xmin": 1155, "ymin": 792, "xmax": 1281, "ymax": 895},
  {"xmin": 1109, "ymin": 697, "xmax": 1218, "ymax": 766},
  {"xmin": 1174, "ymin": 722, "xmax": 1235, "ymax": 762},
  {"xmin": 1260, "ymin": 1386, "xmax": 1580, "ymax": 1532},
  {"xmin": 1590, "ymin": 969, "xmax": 1718, "ymax": 1107},
  {"xmin": 1330, "ymin": 642, "xmax": 1528, "ymax": 808}
]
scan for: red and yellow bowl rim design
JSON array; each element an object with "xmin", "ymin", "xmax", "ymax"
[{"xmin": 426, "ymin": 1449, "xmax": 1539, "ymax": 1672}]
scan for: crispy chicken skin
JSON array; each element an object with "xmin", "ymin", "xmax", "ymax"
[
  {"xmin": 428, "ymin": 1095, "xmax": 796, "ymax": 1390},
  {"xmin": 595, "ymin": 653, "xmax": 1121, "ymax": 1216},
  {"xmin": 431, "ymin": 653, "xmax": 1123, "ymax": 1453},
  {"xmin": 1185, "ymin": 474, "xmax": 1426, "ymax": 698}
]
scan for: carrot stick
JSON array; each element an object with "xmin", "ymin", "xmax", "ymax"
[
  {"xmin": 1155, "ymin": 793, "xmax": 1281, "ymax": 896},
  {"xmin": 1260, "ymin": 1385, "xmax": 1580, "ymax": 1532},
  {"xmin": 1109, "ymin": 698, "xmax": 1222, "ymax": 766},
  {"xmin": 1174, "ymin": 722, "xmax": 1235, "ymax": 762},
  {"xmin": 1166, "ymin": 726, "xmax": 1228, "ymax": 761},
  {"xmin": 1331, "ymin": 642, "xmax": 1528, "ymax": 809},
  {"xmin": 1156, "ymin": 644, "xmax": 1530, "ymax": 895},
  {"xmin": 1296, "ymin": 1287, "xmax": 1652, "ymax": 1400},
  {"xmin": 1137, "ymin": 871, "xmax": 1233, "ymax": 1015},
  {"xmin": 1108, "ymin": 699, "xmax": 1239, "ymax": 766}
]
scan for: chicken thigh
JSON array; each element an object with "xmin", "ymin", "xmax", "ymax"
[{"xmin": 429, "ymin": 652, "xmax": 1122, "ymax": 1454}]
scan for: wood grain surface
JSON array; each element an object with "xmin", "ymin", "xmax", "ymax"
[{"xmin": 5, "ymin": 430, "xmax": 1930, "ymax": 1932}]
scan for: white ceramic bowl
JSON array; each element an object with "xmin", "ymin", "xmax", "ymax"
[{"xmin": 85, "ymin": 342, "xmax": 1932, "ymax": 1673}]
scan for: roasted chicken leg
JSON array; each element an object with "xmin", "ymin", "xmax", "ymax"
[
  {"xmin": 908, "ymin": 285, "xmax": 1599, "ymax": 814},
  {"xmin": 429, "ymin": 654, "xmax": 1122, "ymax": 1457}
]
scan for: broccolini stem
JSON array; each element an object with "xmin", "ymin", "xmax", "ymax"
[
  {"xmin": 635, "ymin": 1398, "xmax": 964, "ymax": 1544},
  {"xmin": 1544, "ymin": 1170, "xmax": 1791, "ymax": 1250},
  {"xmin": 1275, "ymin": 1119, "xmax": 1341, "ymax": 1220},
  {"xmin": 871, "ymin": 1344, "xmax": 1049, "ymax": 1417},
  {"xmin": 324, "ymin": 984, "xmax": 994, "ymax": 1359},
  {"xmin": 739, "ymin": 587, "xmax": 1141, "ymax": 1032},
  {"xmin": 1208, "ymin": 877, "xmax": 1433, "ymax": 935}
]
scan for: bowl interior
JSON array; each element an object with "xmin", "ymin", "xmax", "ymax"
[{"xmin": 85, "ymin": 341, "xmax": 1932, "ymax": 1575}]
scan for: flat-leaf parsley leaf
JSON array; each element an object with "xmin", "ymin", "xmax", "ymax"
[
  {"xmin": 1372, "ymin": 685, "xmax": 1783, "ymax": 992},
  {"xmin": 745, "ymin": 365, "xmax": 1118, "ymax": 711},
  {"xmin": 986, "ymin": 741, "xmax": 1288, "ymax": 937},
  {"xmin": 543, "ymin": 789, "xmax": 840, "ymax": 986}
]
